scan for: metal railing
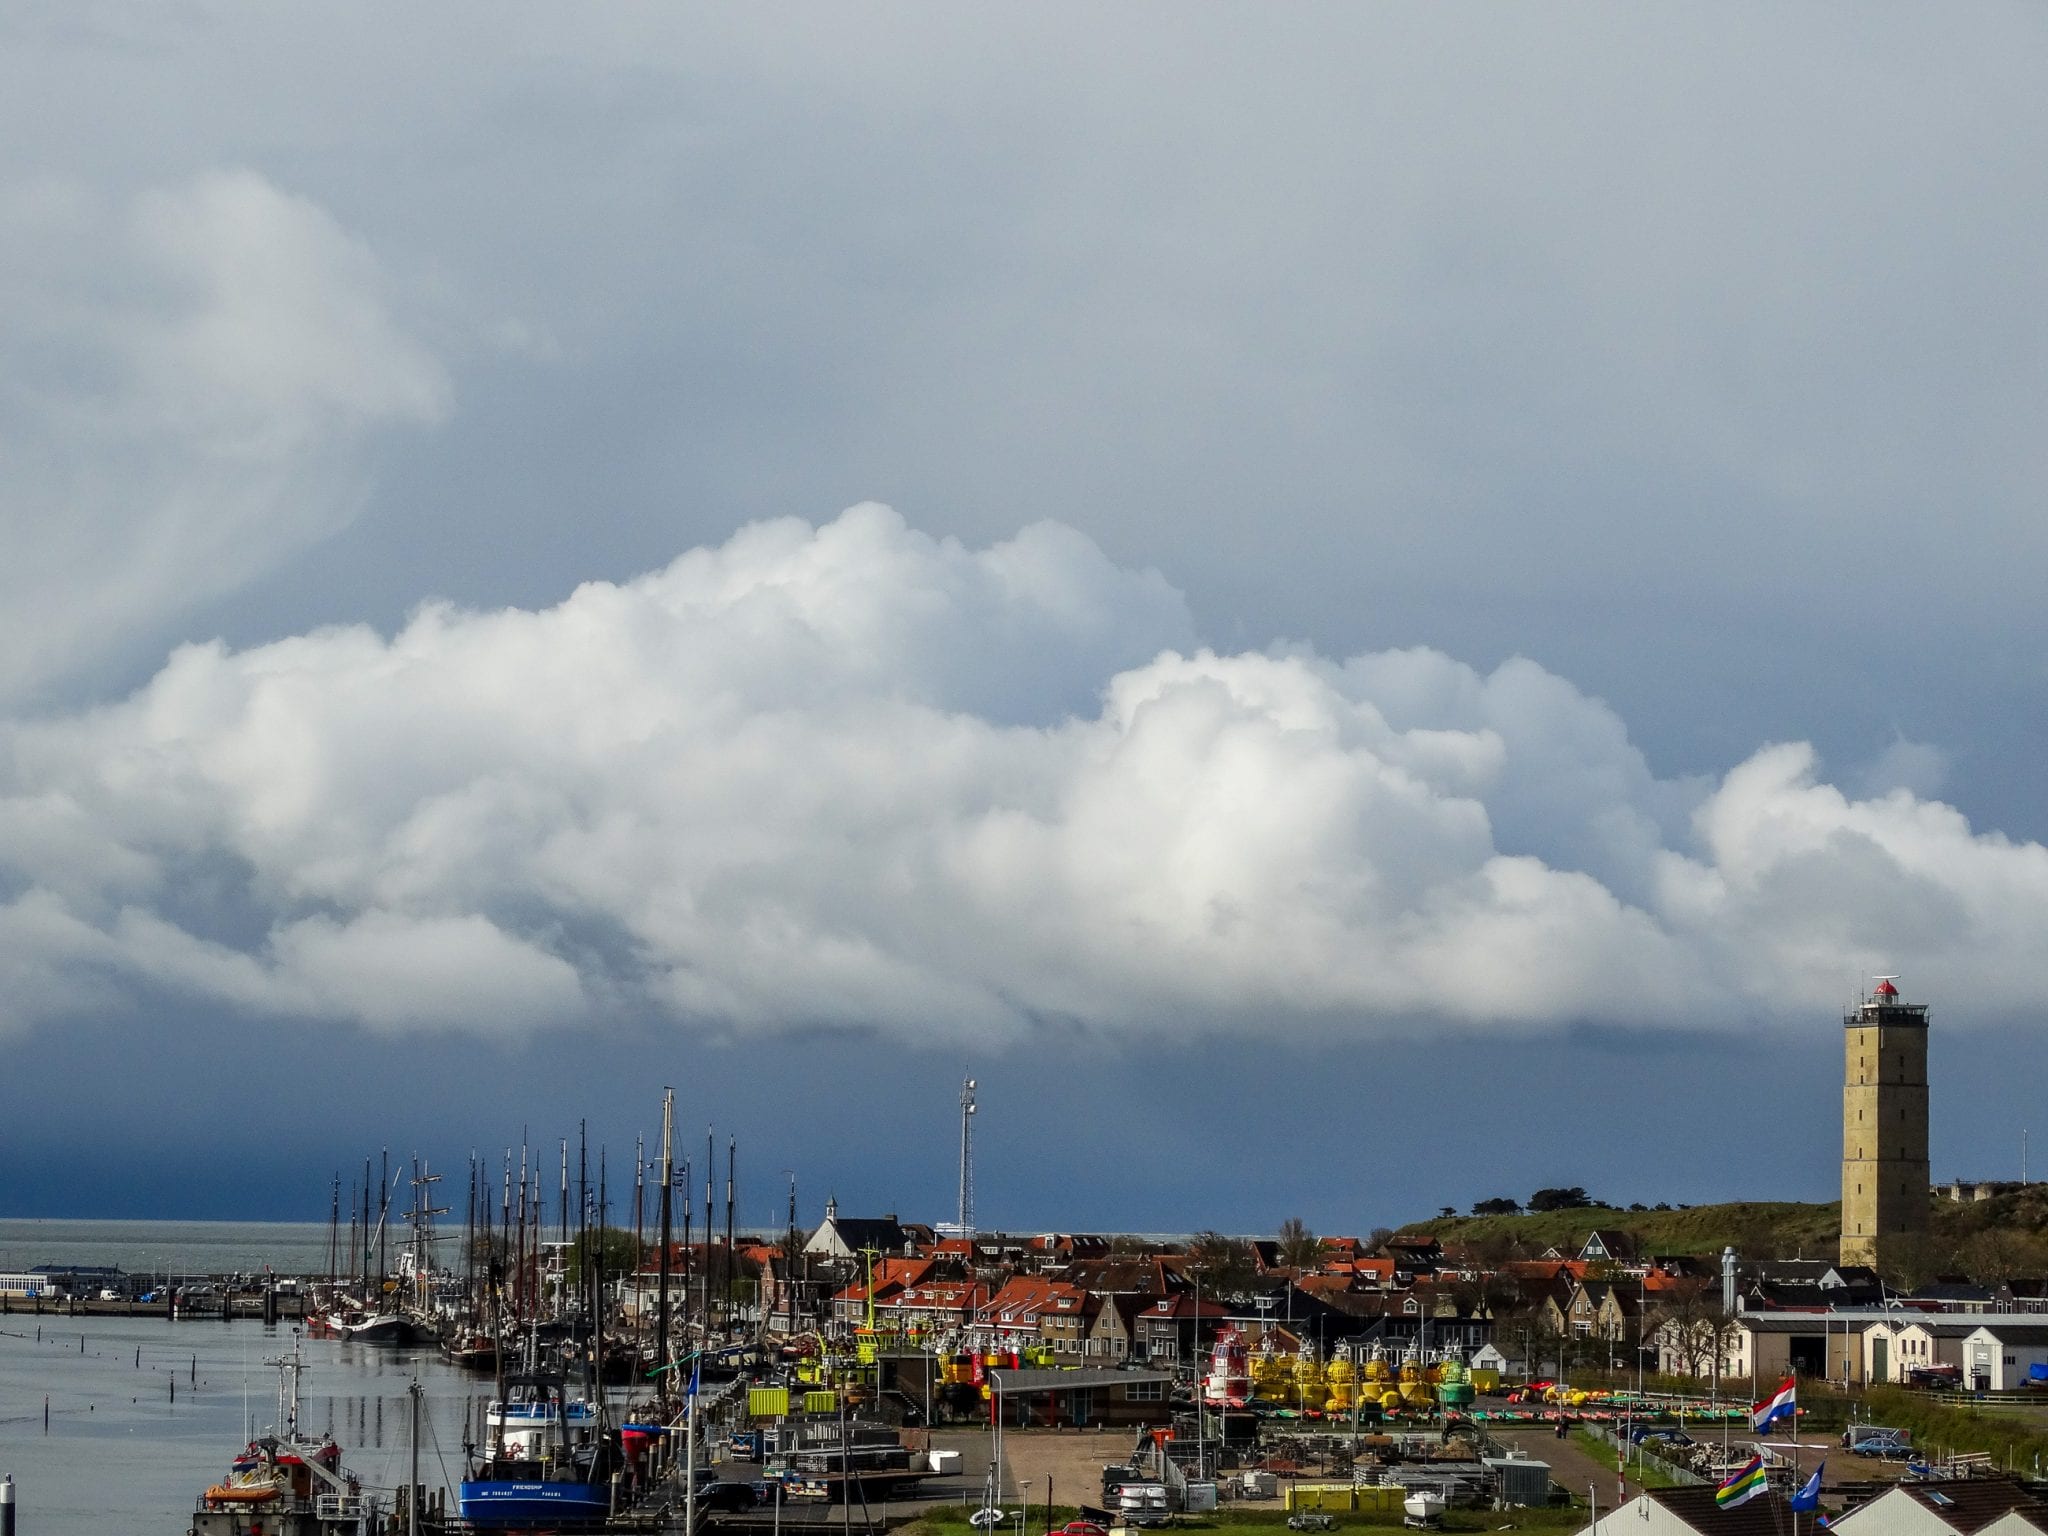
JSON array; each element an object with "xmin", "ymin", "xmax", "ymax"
[{"xmin": 1577, "ymin": 1421, "xmax": 1709, "ymax": 1486}]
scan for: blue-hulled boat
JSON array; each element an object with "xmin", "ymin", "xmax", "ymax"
[
  {"xmin": 461, "ymin": 1372, "xmax": 615, "ymax": 1529},
  {"xmin": 456, "ymin": 1474, "xmax": 612, "ymax": 1527}
]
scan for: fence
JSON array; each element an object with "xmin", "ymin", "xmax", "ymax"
[{"xmin": 1578, "ymin": 1421, "xmax": 1709, "ymax": 1486}]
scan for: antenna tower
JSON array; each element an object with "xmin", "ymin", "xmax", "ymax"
[{"xmin": 958, "ymin": 1077, "xmax": 978, "ymax": 1239}]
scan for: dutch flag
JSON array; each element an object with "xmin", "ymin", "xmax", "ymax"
[{"xmin": 1752, "ymin": 1377, "xmax": 1797, "ymax": 1434}]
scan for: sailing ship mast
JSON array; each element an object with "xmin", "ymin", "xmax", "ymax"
[{"xmin": 656, "ymin": 1088, "xmax": 675, "ymax": 1403}]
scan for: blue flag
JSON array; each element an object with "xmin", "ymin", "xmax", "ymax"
[
  {"xmin": 687, "ymin": 1361, "xmax": 700, "ymax": 1398},
  {"xmin": 1790, "ymin": 1464, "xmax": 1823, "ymax": 1513}
]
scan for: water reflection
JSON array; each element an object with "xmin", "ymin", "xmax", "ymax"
[{"xmin": 0, "ymin": 1317, "xmax": 501, "ymax": 1536}]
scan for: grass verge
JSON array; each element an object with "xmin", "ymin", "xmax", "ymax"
[{"xmin": 1570, "ymin": 1430, "xmax": 1685, "ymax": 1489}]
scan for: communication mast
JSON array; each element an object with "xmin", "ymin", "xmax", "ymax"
[{"xmin": 957, "ymin": 1077, "xmax": 978, "ymax": 1239}]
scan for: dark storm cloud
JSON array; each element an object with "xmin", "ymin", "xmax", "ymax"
[{"xmin": 2, "ymin": 4, "xmax": 2045, "ymax": 1218}]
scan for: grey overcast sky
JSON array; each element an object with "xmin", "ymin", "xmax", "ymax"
[{"xmin": 2, "ymin": 4, "xmax": 2045, "ymax": 1228}]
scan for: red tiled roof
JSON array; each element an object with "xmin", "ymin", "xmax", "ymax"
[{"xmin": 831, "ymin": 1256, "xmax": 935, "ymax": 1304}]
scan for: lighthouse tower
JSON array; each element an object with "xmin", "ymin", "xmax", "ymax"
[{"xmin": 1840, "ymin": 977, "xmax": 1931, "ymax": 1270}]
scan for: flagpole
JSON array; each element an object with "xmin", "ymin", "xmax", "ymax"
[
  {"xmin": 684, "ymin": 1356, "xmax": 698, "ymax": 1536},
  {"xmin": 1790, "ymin": 1373, "xmax": 1799, "ymax": 1536}
]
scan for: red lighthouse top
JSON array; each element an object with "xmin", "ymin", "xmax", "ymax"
[{"xmin": 1874, "ymin": 979, "xmax": 1898, "ymax": 998}]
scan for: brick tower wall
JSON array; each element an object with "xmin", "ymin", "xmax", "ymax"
[{"xmin": 1841, "ymin": 1002, "xmax": 1930, "ymax": 1270}]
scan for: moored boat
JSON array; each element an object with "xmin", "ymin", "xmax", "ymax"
[
  {"xmin": 188, "ymin": 1344, "xmax": 379, "ymax": 1536},
  {"xmin": 461, "ymin": 1371, "xmax": 617, "ymax": 1529},
  {"xmin": 335, "ymin": 1309, "xmax": 419, "ymax": 1345},
  {"xmin": 442, "ymin": 1329, "xmax": 501, "ymax": 1372}
]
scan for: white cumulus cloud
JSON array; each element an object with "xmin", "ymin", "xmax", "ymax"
[
  {"xmin": 0, "ymin": 505, "xmax": 2040, "ymax": 1043},
  {"xmin": 0, "ymin": 169, "xmax": 447, "ymax": 703}
]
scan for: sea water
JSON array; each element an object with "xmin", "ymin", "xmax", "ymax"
[
  {"xmin": 0, "ymin": 1315, "xmax": 493, "ymax": 1535},
  {"xmin": 0, "ymin": 1222, "xmax": 488, "ymax": 1535},
  {"xmin": 0, "ymin": 1219, "xmax": 336, "ymax": 1280}
]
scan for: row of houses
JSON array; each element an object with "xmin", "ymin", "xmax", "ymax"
[
  {"xmin": 630, "ymin": 1205, "xmax": 2048, "ymax": 1393},
  {"xmin": 1667, "ymin": 1309, "xmax": 2048, "ymax": 1390}
]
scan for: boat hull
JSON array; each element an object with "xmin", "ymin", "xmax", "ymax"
[
  {"xmin": 458, "ymin": 1478, "xmax": 612, "ymax": 1527},
  {"xmin": 339, "ymin": 1314, "xmax": 416, "ymax": 1345}
]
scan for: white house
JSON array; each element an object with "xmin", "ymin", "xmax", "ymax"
[
  {"xmin": 1585, "ymin": 1484, "xmax": 1794, "ymax": 1536},
  {"xmin": 1962, "ymin": 1324, "xmax": 2048, "ymax": 1391},
  {"xmin": 1872, "ymin": 1319, "xmax": 1974, "ymax": 1384},
  {"xmin": 1472, "ymin": 1342, "xmax": 1522, "ymax": 1378},
  {"xmin": 1832, "ymin": 1479, "xmax": 2046, "ymax": 1536},
  {"xmin": 801, "ymin": 1199, "xmax": 911, "ymax": 1262}
]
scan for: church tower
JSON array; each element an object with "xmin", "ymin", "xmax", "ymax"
[{"xmin": 1840, "ymin": 978, "xmax": 1930, "ymax": 1270}]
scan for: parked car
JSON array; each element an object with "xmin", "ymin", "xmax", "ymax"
[
  {"xmin": 1850, "ymin": 1432, "xmax": 1912, "ymax": 1459},
  {"xmin": 690, "ymin": 1470, "xmax": 758, "ymax": 1512}
]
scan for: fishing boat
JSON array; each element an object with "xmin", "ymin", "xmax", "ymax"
[
  {"xmin": 188, "ymin": 1342, "xmax": 378, "ymax": 1536},
  {"xmin": 484, "ymin": 1381, "xmax": 601, "ymax": 1457},
  {"xmin": 442, "ymin": 1329, "xmax": 501, "ymax": 1372},
  {"xmin": 337, "ymin": 1309, "xmax": 418, "ymax": 1345},
  {"xmin": 460, "ymin": 1371, "xmax": 616, "ymax": 1529}
]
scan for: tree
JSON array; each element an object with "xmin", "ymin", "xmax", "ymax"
[
  {"xmin": 1528, "ymin": 1187, "xmax": 1596, "ymax": 1212},
  {"xmin": 1644, "ymin": 1275, "xmax": 1722, "ymax": 1378},
  {"xmin": 567, "ymin": 1225, "xmax": 644, "ymax": 1288},
  {"xmin": 1276, "ymin": 1217, "xmax": 1326, "ymax": 1271},
  {"xmin": 1188, "ymin": 1231, "xmax": 1259, "ymax": 1295},
  {"xmin": 1471, "ymin": 1197, "xmax": 1522, "ymax": 1216},
  {"xmin": 1878, "ymin": 1231, "xmax": 1955, "ymax": 1295},
  {"xmin": 1958, "ymin": 1227, "xmax": 2048, "ymax": 1289},
  {"xmin": 1527, "ymin": 1307, "xmax": 1567, "ymax": 1381}
]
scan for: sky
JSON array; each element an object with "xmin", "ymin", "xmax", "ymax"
[{"xmin": 2, "ymin": 4, "xmax": 2046, "ymax": 1234}]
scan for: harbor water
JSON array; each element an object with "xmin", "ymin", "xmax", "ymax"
[
  {"xmin": 0, "ymin": 1218, "xmax": 491, "ymax": 1535},
  {"xmin": 0, "ymin": 1314, "xmax": 497, "ymax": 1535}
]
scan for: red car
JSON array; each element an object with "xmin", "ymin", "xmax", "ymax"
[{"xmin": 1049, "ymin": 1522, "xmax": 1108, "ymax": 1536}]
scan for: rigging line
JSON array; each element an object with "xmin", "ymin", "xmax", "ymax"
[{"xmin": 424, "ymin": 1384, "xmax": 459, "ymax": 1505}]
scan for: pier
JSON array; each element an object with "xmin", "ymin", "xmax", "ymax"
[{"xmin": 0, "ymin": 1284, "xmax": 311, "ymax": 1321}]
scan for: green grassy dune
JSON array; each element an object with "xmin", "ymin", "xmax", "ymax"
[{"xmin": 1399, "ymin": 1186, "xmax": 2048, "ymax": 1263}]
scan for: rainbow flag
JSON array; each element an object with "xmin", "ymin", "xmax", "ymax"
[{"xmin": 1717, "ymin": 1456, "xmax": 1768, "ymax": 1509}]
